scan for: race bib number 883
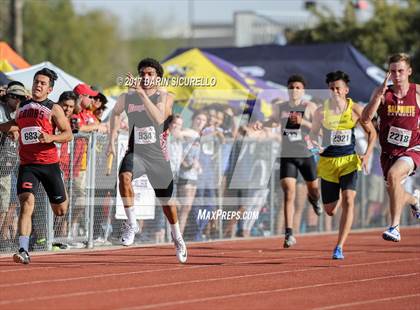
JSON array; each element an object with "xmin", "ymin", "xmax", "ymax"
[{"xmin": 21, "ymin": 126, "xmax": 41, "ymax": 145}]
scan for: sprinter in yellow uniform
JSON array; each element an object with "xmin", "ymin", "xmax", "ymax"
[{"xmin": 310, "ymin": 71, "xmax": 376, "ymax": 259}]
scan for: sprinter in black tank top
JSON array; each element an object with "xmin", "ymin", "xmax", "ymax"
[{"xmin": 107, "ymin": 58, "xmax": 187, "ymax": 263}]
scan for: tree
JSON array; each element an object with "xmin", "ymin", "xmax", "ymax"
[
  {"xmin": 289, "ymin": 0, "xmax": 420, "ymax": 82},
  {"xmin": 21, "ymin": 0, "xmax": 124, "ymax": 87}
]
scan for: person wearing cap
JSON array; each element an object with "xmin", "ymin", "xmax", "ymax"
[
  {"xmin": 72, "ymin": 84, "xmax": 98, "ymax": 132},
  {"xmin": 0, "ymin": 84, "xmax": 26, "ymax": 248},
  {"xmin": 68, "ymin": 83, "xmax": 100, "ymax": 238}
]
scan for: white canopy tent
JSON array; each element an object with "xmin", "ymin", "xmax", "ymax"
[{"xmin": 7, "ymin": 61, "xmax": 115, "ymax": 120}]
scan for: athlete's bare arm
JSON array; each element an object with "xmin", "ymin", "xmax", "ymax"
[
  {"xmin": 78, "ymin": 122, "xmax": 102, "ymax": 133},
  {"xmin": 309, "ymin": 106, "xmax": 323, "ymax": 144},
  {"xmin": 39, "ymin": 104, "xmax": 73, "ymax": 144},
  {"xmin": 416, "ymin": 84, "xmax": 420, "ymax": 108},
  {"xmin": 140, "ymin": 88, "xmax": 173, "ymax": 125},
  {"xmin": 361, "ymin": 71, "xmax": 391, "ymax": 123},
  {"xmin": 300, "ymin": 101, "xmax": 318, "ymax": 130},
  {"xmin": 353, "ymin": 103, "xmax": 377, "ymax": 172},
  {"xmin": 107, "ymin": 93, "xmax": 125, "ymax": 156},
  {"xmin": 128, "ymin": 72, "xmax": 173, "ymax": 125}
]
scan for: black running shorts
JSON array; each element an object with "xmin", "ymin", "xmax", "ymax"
[
  {"xmin": 280, "ymin": 156, "xmax": 317, "ymax": 182},
  {"xmin": 119, "ymin": 152, "xmax": 174, "ymax": 202},
  {"xmin": 17, "ymin": 163, "xmax": 67, "ymax": 204},
  {"xmin": 320, "ymin": 170, "xmax": 358, "ymax": 204}
]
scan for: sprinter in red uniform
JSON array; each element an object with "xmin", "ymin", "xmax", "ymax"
[
  {"xmin": 0, "ymin": 68, "xmax": 73, "ymax": 264},
  {"xmin": 362, "ymin": 53, "xmax": 420, "ymax": 242}
]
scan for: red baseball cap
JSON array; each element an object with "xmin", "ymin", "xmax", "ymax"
[{"xmin": 73, "ymin": 83, "xmax": 99, "ymax": 97}]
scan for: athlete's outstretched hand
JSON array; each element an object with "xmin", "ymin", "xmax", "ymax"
[
  {"xmin": 7, "ymin": 129, "xmax": 19, "ymax": 141},
  {"xmin": 359, "ymin": 153, "xmax": 371, "ymax": 174},
  {"xmin": 378, "ymin": 71, "xmax": 391, "ymax": 96},
  {"xmin": 38, "ymin": 131, "xmax": 53, "ymax": 143}
]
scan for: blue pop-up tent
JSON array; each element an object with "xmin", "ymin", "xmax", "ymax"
[
  {"xmin": 0, "ymin": 71, "xmax": 10, "ymax": 86},
  {"xmin": 166, "ymin": 42, "xmax": 386, "ymax": 103}
]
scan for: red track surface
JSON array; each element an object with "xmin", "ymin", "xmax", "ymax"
[{"xmin": 0, "ymin": 227, "xmax": 419, "ymax": 310}]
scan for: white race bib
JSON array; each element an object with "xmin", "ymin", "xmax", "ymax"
[
  {"xmin": 21, "ymin": 126, "xmax": 41, "ymax": 145},
  {"xmin": 283, "ymin": 128, "xmax": 302, "ymax": 142},
  {"xmin": 134, "ymin": 126, "xmax": 156, "ymax": 144},
  {"xmin": 330, "ymin": 130, "xmax": 352, "ymax": 146},
  {"xmin": 387, "ymin": 126, "xmax": 411, "ymax": 147}
]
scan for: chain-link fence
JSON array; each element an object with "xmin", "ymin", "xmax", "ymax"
[{"xmin": 0, "ymin": 132, "xmax": 418, "ymax": 253}]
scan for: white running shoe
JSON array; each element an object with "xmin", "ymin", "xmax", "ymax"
[
  {"xmin": 283, "ymin": 234, "xmax": 297, "ymax": 248},
  {"xmin": 120, "ymin": 222, "xmax": 139, "ymax": 246},
  {"xmin": 410, "ymin": 190, "xmax": 420, "ymax": 219},
  {"xmin": 382, "ymin": 225, "xmax": 401, "ymax": 242},
  {"xmin": 171, "ymin": 233, "xmax": 187, "ymax": 264}
]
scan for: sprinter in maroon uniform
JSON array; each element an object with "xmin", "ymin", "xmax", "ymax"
[
  {"xmin": 362, "ymin": 53, "xmax": 420, "ymax": 242},
  {"xmin": 0, "ymin": 68, "xmax": 73, "ymax": 264}
]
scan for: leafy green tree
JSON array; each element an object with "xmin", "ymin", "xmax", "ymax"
[
  {"xmin": 289, "ymin": 0, "xmax": 420, "ymax": 82},
  {"xmin": 21, "ymin": 0, "xmax": 124, "ymax": 86},
  {"xmin": 0, "ymin": 0, "xmax": 11, "ymax": 44}
]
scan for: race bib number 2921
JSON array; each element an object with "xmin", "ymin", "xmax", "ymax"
[
  {"xmin": 330, "ymin": 129, "xmax": 352, "ymax": 146},
  {"xmin": 21, "ymin": 126, "xmax": 41, "ymax": 145}
]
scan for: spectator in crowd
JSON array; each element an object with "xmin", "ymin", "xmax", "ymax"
[
  {"xmin": 56, "ymin": 91, "xmax": 82, "ymax": 239},
  {"xmin": 193, "ymin": 105, "xmax": 225, "ymax": 241},
  {"xmin": 92, "ymin": 92, "xmax": 108, "ymax": 126},
  {"xmin": 69, "ymin": 84, "xmax": 99, "ymax": 238},
  {"xmin": 0, "ymin": 84, "xmax": 26, "ymax": 249},
  {"xmin": 177, "ymin": 111, "xmax": 207, "ymax": 235}
]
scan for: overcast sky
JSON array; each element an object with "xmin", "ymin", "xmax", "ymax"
[{"xmin": 72, "ymin": 0, "xmax": 345, "ymax": 35}]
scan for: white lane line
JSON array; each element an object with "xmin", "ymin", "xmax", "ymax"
[
  {"xmin": 119, "ymin": 273, "xmax": 419, "ymax": 310},
  {"xmin": 0, "ymin": 252, "xmax": 336, "ymax": 288},
  {"xmin": 0, "ymin": 248, "xmax": 256, "ymax": 273},
  {"xmin": 0, "ymin": 257, "xmax": 418, "ymax": 306},
  {"xmin": 312, "ymin": 293, "xmax": 420, "ymax": 309}
]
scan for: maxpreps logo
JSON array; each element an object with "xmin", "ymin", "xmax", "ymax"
[{"xmin": 197, "ymin": 209, "xmax": 259, "ymax": 221}]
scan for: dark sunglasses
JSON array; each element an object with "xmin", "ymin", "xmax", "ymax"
[{"xmin": 7, "ymin": 94, "xmax": 25, "ymax": 100}]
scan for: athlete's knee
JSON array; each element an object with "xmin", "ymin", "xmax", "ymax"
[
  {"xmin": 19, "ymin": 193, "xmax": 35, "ymax": 212},
  {"xmin": 386, "ymin": 169, "xmax": 404, "ymax": 187},
  {"xmin": 341, "ymin": 194, "xmax": 355, "ymax": 209},
  {"xmin": 324, "ymin": 202, "xmax": 338, "ymax": 216},
  {"xmin": 282, "ymin": 186, "xmax": 296, "ymax": 202},
  {"xmin": 284, "ymin": 192, "xmax": 296, "ymax": 204},
  {"xmin": 53, "ymin": 207, "xmax": 66, "ymax": 216},
  {"xmin": 52, "ymin": 201, "xmax": 68, "ymax": 216}
]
